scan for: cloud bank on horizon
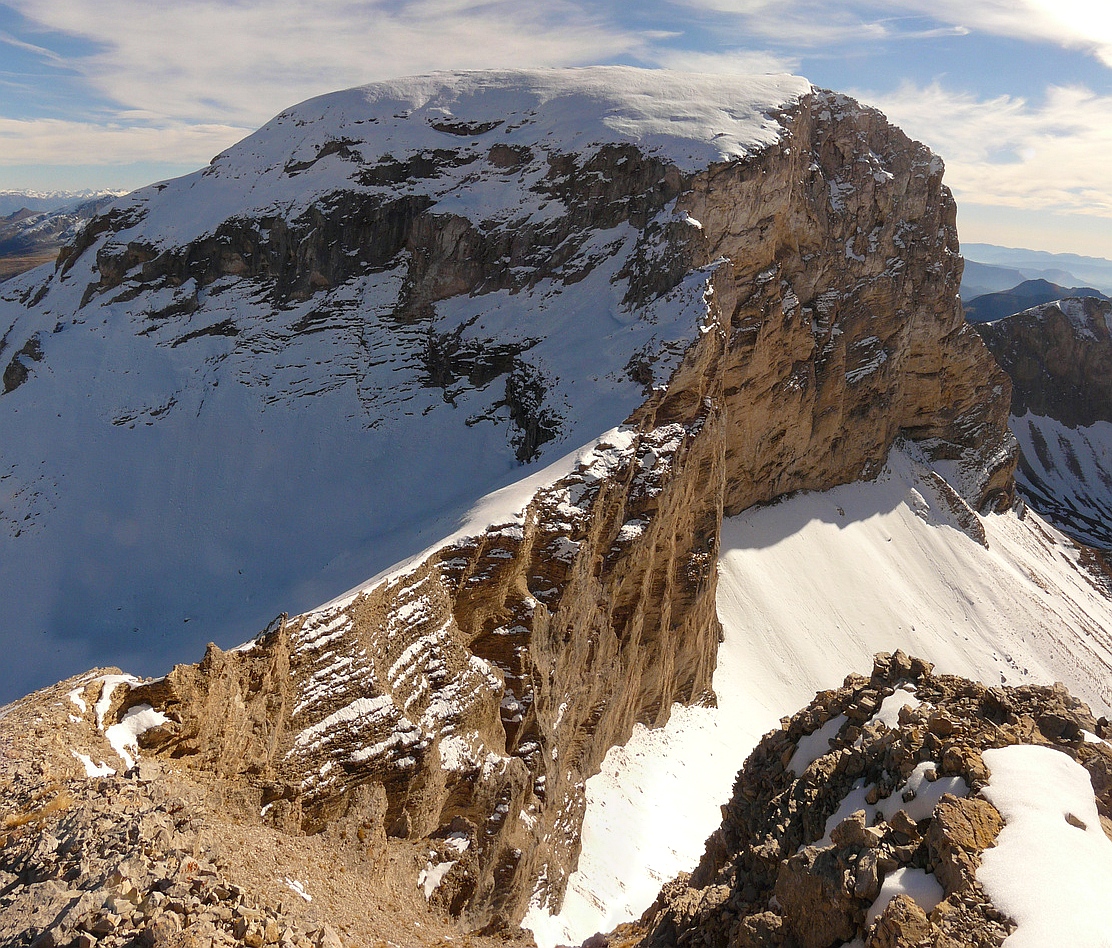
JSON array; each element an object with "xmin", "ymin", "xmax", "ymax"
[{"xmin": 1, "ymin": 0, "xmax": 1110, "ymax": 256}]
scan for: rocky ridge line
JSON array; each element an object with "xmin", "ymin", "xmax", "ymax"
[
  {"xmin": 3, "ymin": 76, "xmax": 1016, "ymax": 933},
  {"xmin": 624, "ymin": 651, "xmax": 1112, "ymax": 948},
  {"xmin": 0, "ymin": 672, "xmax": 534, "ymax": 948}
]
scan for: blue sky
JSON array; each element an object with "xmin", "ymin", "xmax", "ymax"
[{"xmin": 1, "ymin": 0, "xmax": 1110, "ymax": 256}]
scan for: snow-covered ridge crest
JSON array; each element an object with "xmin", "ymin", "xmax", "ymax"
[
  {"xmin": 115, "ymin": 68, "xmax": 809, "ymax": 247},
  {"xmin": 249, "ymin": 67, "xmax": 811, "ymax": 173},
  {"xmin": 1, "ymin": 66, "xmax": 1021, "ymax": 933}
]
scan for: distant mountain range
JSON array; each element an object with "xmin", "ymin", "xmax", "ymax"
[
  {"xmin": 963, "ymin": 277, "xmax": 1109, "ymax": 323},
  {"xmin": 0, "ymin": 189, "xmax": 128, "ymax": 217},
  {"xmin": 0, "ymin": 191, "xmax": 127, "ymax": 281},
  {"xmin": 962, "ymin": 242, "xmax": 1112, "ymax": 297}
]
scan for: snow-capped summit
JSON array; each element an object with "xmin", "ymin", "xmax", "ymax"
[{"xmin": 1, "ymin": 69, "xmax": 1111, "ymax": 948}]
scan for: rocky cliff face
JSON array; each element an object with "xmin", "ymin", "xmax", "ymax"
[
  {"xmin": 976, "ymin": 298, "xmax": 1112, "ymax": 550},
  {"xmin": 976, "ymin": 297, "xmax": 1112, "ymax": 428},
  {"xmin": 0, "ymin": 69, "xmax": 1016, "ymax": 939},
  {"xmin": 632, "ymin": 651, "xmax": 1112, "ymax": 948}
]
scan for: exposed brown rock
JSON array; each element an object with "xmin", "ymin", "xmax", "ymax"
[
  {"xmin": 868, "ymin": 894, "xmax": 930, "ymax": 948},
  {"xmin": 927, "ymin": 796, "xmax": 1003, "ymax": 893},
  {"xmin": 2, "ymin": 84, "xmax": 1018, "ymax": 942},
  {"xmin": 774, "ymin": 846, "xmax": 860, "ymax": 947},
  {"xmin": 635, "ymin": 655, "xmax": 1110, "ymax": 948}
]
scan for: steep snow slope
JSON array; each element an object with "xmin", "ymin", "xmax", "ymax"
[
  {"xmin": 0, "ymin": 68, "xmax": 809, "ymax": 703},
  {"xmin": 976, "ymin": 297, "xmax": 1112, "ymax": 551},
  {"xmin": 1012, "ymin": 412, "xmax": 1112, "ymax": 551},
  {"xmin": 524, "ymin": 443, "xmax": 1112, "ymax": 947}
]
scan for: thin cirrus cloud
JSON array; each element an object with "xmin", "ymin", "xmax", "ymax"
[
  {"xmin": 3, "ymin": 0, "xmax": 647, "ymax": 127},
  {"xmin": 666, "ymin": 0, "xmax": 971, "ymax": 45},
  {"xmin": 0, "ymin": 29, "xmax": 68, "ymax": 65},
  {"xmin": 674, "ymin": 0, "xmax": 1112, "ymax": 62},
  {"xmin": 866, "ymin": 82, "xmax": 1112, "ymax": 216}
]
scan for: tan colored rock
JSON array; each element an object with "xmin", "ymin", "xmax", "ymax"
[
  {"xmin": 636, "ymin": 662, "xmax": 1111, "ymax": 948},
  {"xmin": 928, "ymin": 795, "xmax": 1004, "ymax": 894},
  {"xmin": 868, "ymin": 894, "xmax": 930, "ymax": 948},
  {"xmin": 140, "ymin": 912, "xmax": 183, "ymax": 947},
  {"xmin": 315, "ymin": 924, "xmax": 344, "ymax": 948},
  {"xmin": 774, "ymin": 847, "xmax": 860, "ymax": 948},
  {"xmin": 831, "ymin": 810, "xmax": 883, "ymax": 849}
]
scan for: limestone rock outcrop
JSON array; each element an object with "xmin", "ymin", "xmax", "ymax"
[
  {"xmin": 0, "ymin": 69, "xmax": 1016, "ymax": 937},
  {"xmin": 633, "ymin": 651, "xmax": 1112, "ymax": 948},
  {"xmin": 0, "ymin": 673, "xmax": 535, "ymax": 948}
]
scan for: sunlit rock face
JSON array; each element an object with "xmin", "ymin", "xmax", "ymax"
[{"xmin": 0, "ymin": 68, "xmax": 1015, "ymax": 927}]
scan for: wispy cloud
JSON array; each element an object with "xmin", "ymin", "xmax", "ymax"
[
  {"xmin": 0, "ymin": 117, "xmax": 251, "ymax": 167},
  {"xmin": 4, "ymin": 0, "xmax": 648, "ymax": 127},
  {"xmin": 668, "ymin": 1, "xmax": 971, "ymax": 46},
  {"xmin": 864, "ymin": 81, "xmax": 1112, "ymax": 216},
  {"xmin": 0, "ymin": 29, "xmax": 68, "ymax": 65},
  {"xmin": 916, "ymin": 0, "xmax": 1112, "ymax": 67},
  {"xmin": 674, "ymin": 0, "xmax": 1112, "ymax": 63}
]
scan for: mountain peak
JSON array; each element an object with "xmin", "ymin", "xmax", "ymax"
[{"xmin": 3, "ymin": 69, "xmax": 1112, "ymax": 948}]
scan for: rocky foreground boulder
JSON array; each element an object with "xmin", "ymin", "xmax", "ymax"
[
  {"xmin": 5, "ymin": 653, "xmax": 1112, "ymax": 948},
  {"xmin": 615, "ymin": 651, "xmax": 1112, "ymax": 948}
]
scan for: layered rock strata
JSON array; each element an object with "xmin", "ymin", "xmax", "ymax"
[
  {"xmin": 632, "ymin": 651, "xmax": 1112, "ymax": 948},
  {"xmin": 976, "ymin": 297, "xmax": 1112, "ymax": 428},
  {"xmin": 1, "ymin": 71, "xmax": 1015, "ymax": 932},
  {"xmin": 977, "ymin": 298, "xmax": 1112, "ymax": 550},
  {"xmin": 0, "ymin": 673, "xmax": 534, "ymax": 948}
]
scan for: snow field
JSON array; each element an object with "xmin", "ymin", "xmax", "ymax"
[
  {"xmin": 525, "ymin": 444, "xmax": 1112, "ymax": 946},
  {"xmin": 978, "ymin": 744, "xmax": 1112, "ymax": 947}
]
